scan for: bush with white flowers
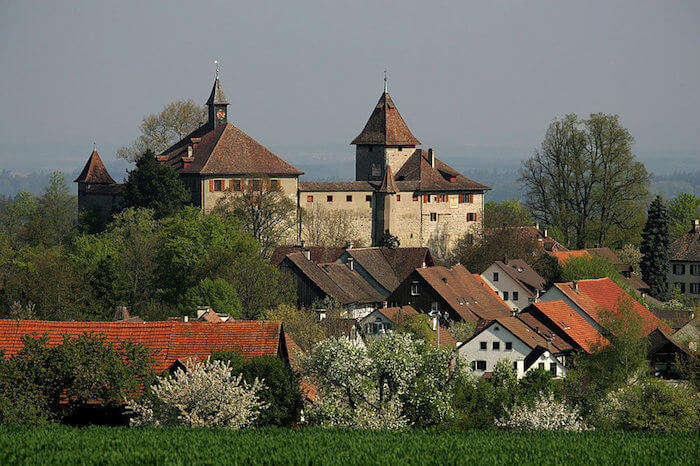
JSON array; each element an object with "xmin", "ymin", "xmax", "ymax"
[
  {"xmin": 495, "ymin": 394, "xmax": 588, "ymax": 431},
  {"xmin": 126, "ymin": 359, "xmax": 266, "ymax": 428},
  {"xmin": 302, "ymin": 333, "xmax": 456, "ymax": 429}
]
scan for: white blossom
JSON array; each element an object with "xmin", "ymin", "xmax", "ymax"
[
  {"xmin": 495, "ymin": 393, "xmax": 588, "ymax": 431},
  {"xmin": 126, "ymin": 359, "xmax": 266, "ymax": 428}
]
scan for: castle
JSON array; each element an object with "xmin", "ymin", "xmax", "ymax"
[{"xmin": 76, "ymin": 75, "xmax": 490, "ymax": 250}]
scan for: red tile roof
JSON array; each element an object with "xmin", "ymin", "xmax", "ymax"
[
  {"xmin": 74, "ymin": 150, "xmax": 116, "ymax": 184},
  {"xmin": 394, "ymin": 149, "xmax": 490, "ymax": 192},
  {"xmin": 0, "ymin": 319, "xmax": 284, "ymax": 372},
  {"xmin": 554, "ymin": 278, "xmax": 672, "ymax": 335},
  {"xmin": 528, "ymin": 300, "xmax": 608, "ymax": 353},
  {"xmin": 352, "ymin": 92, "xmax": 420, "ymax": 146},
  {"xmin": 270, "ymin": 246, "xmax": 346, "ymax": 267},
  {"xmin": 549, "ymin": 250, "xmax": 591, "ymax": 265},
  {"xmin": 161, "ymin": 122, "xmax": 303, "ymax": 176}
]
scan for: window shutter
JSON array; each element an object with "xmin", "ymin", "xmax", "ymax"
[
  {"xmin": 469, "ymin": 193, "xmax": 474, "ymax": 203},
  {"xmin": 209, "ymin": 180, "xmax": 214, "ymax": 192}
]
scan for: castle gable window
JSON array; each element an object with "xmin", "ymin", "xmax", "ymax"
[
  {"xmin": 307, "ymin": 195, "xmax": 313, "ymax": 203},
  {"xmin": 366, "ymin": 195, "xmax": 372, "ymax": 202},
  {"xmin": 327, "ymin": 195, "xmax": 333, "ymax": 202},
  {"xmin": 346, "ymin": 195, "xmax": 352, "ymax": 202},
  {"xmin": 213, "ymin": 180, "xmax": 223, "ymax": 191}
]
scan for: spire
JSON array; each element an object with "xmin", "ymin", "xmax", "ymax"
[
  {"xmin": 377, "ymin": 164, "xmax": 398, "ymax": 193},
  {"xmin": 351, "ymin": 89, "xmax": 420, "ymax": 146},
  {"xmin": 206, "ymin": 76, "xmax": 229, "ymax": 106},
  {"xmin": 383, "ymin": 69, "xmax": 388, "ymax": 93},
  {"xmin": 74, "ymin": 149, "xmax": 116, "ymax": 184},
  {"xmin": 206, "ymin": 61, "xmax": 229, "ymax": 128}
]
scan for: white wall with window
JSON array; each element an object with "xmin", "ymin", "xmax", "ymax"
[{"xmin": 481, "ymin": 263, "xmax": 533, "ymax": 311}]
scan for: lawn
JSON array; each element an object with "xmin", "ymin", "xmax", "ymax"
[{"xmin": 0, "ymin": 426, "xmax": 696, "ymax": 465}]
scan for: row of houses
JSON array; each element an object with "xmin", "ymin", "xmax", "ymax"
[{"xmin": 273, "ymin": 242, "xmax": 695, "ymax": 380}]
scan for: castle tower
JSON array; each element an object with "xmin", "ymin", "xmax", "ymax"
[
  {"xmin": 206, "ymin": 70, "xmax": 229, "ymax": 129},
  {"xmin": 351, "ymin": 77, "xmax": 420, "ymax": 182},
  {"xmin": 74, "ymin": 149, "xmax": 122, "ymax": 225},
  {"xmin": 373, "ymin": 164, "xmax": 399, "ymax": 245}
]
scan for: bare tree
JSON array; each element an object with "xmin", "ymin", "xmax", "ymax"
[
  {"xmin": 213, "ymin": 180, "xmax": 297, "ymax": 258},
  {"xmin": 117, "ymin": 100, "xmax": 205, "ymax": 162},
  {"xmin": 520, "ymin": 113, "xmax": 648, "ymax": 249},
  {"xmin": 301, "ymin": 205, "xmax": 364, "ymax": 247}
]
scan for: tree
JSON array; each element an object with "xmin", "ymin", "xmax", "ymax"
[
  {"xmin": 182, "ymin": 278, "xmax": 242, "ymax": 318},
  {"xmin": 117, "ymin": 100, "xmax": 205, "ymax": 162},
  {"xmin": 484, "ymin": 197, "xmax": 533, "ymax": 228},
  {"xmin": 378, "ymin": 231, "xmax": 400, "ymax": 249},
  {"xmin": 616, "ymin": 244, "xmax": 642, "ymax": 273},
  {"xmin": 520, "ymin": 114, "xmax": 649, "ymax": 249},
  {"xmin": 451, "ymin": 225, "xmax": 541, "ymax": 274},
  {"xmin": 213, "ymin": 180, "xmax": 297, "ymax": 258},
  {"xmin": 301, "ymin": 205, "xmax": 364, "ymax": 247},
  {"xmin": 640, "ymin": 196, "xmax": 670, "ymax": 301},
  {"xmin": 668, "ymin": 193, "xmax": 699, "ymax": 242},
  {"xmin": 120, "ymin": 150, "xmax": 190, "ymax": 219},
  {"xmin": 560, "ymin": 255, "xmax": 622, "ymax": 282},
  {"xmin": 265, "ymin": 304, "xmax": 326, "ymax": 353}
]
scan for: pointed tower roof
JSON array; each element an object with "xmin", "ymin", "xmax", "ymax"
[
  {"xmin": 74, "ymin": 150, "xmax": 116, "ymax": 184},
  {"xmin": 206, "ymin": 77, "xmax": 229, "ymax": 106},
  {"xmin": 352, "ymin": 92, "xmax": 420, "ymax": 146},
  {"xmin": 377, "ymin": 164, "xmax": 398, "ymax": 193}
]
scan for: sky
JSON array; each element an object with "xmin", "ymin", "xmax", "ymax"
[{"xmin": 1, "ymin": 1, "xmax": 698, "ymax": 177}]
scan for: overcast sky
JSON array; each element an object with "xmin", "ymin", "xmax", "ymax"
[{"xmin": 1, "ymin": 1, "xmax": 698, "ymax": 173}]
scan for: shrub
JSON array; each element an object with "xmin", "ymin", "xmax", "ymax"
[
  {"xmin": 127, "ymin": 359, "xmax": 266, "ymax": 428},
  {"xmin": 519, "ymin": 368, "xmax": 553, "ymax": 401},
  {"xmin": 211, "ymin": 351, "xmax": 302, "ymax": 426},
  {"xmin": 596, "ymin": 378, "xmax": 699, "ymax": 432},
  {"xmin": 181, "ymin": 278, "xmax": 242, "ymax": 317},
  {"xmin": 496, "ymin": 394, "xmax": 587, "ymax": 431},
  {"xmin": 0, "ymin": 356, "xmax": 50, "ymax": 426},
  {"xmin": 450, "ymin": 374, "xmax": 497, "ymax": 429}
]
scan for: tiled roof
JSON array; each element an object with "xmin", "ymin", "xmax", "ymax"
[
  {"xmin": 320, "ymin": 263, "xmax": 385, "ymax": 303},
  {"xmin": 206, "ymin": 77, "xmax": 228, "ymax": 105},
  {"xmin": 414, "ymin": 265, "xmax": 511, "ymax": 322},
  {"xmin": 344, "ymin": 247, "xmax": 433, "ymax": 293},
  {"xmin": 494, "ymin": 259, "xmax": 546, "ymax": 296},
  {"xmin": 0, "ymin": 319, "xmax": 284, "ymax": 372},
  {"xmin": 528, "ymin": 300, "xmax": 607, "ymax": 353},
  {"xmin": 270, "ymin": 246, "xmax": 346, "ymax": 267},
  {"xmin": 519, "ymin": 226, "xmax": 569, "ymax": 252},
  {"xmin": 465, "ymin": 316, "xmax": 563, "ymax": 352},
  {"xmin": 648, "ymin": 308, "xmax": 694, "ymax": 331},
  {"xmin": 517, "ymin": 311, "xmax": 573, "ymax": 352},
  {"xmin": 74, "ymin": 150, "xmax": 116, "ymax": 184},
  {"xmin": 376, "ymin": 305, "xmax": 418, "ymax": 322},
  {"xmin": 394, "ymin": 149, "xmax": 490, "ymax": 192},
  {"xmin": 377, "ymin": 164, "xmax": 398, "ymax": 193},
  {"xmin": 319, "ymin": 317, "xmax": 360, "ymax": 339},
  {"xmin": 352, "ymin": 92, "xmax": 420, "ymax": 146},
  {"xmin": 161, "ymin": 122, "xmax": 303, "ymax": 176},
  {"xmin": 669, "ymin": 225, "xmax": 700, "ymax": 262},
  {"xmin": 549, "ymin": 250, "xmax": 590, "ymax": 265},
  {"xmin": 282, "ymin": 252, "xmax": 354, "ymax": 303},
  {"xmin": 554, "ymin": 278, "xmax": 672, "ymax": 335}
]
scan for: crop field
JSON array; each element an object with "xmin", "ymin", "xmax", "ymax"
[{"xmin": 0, "ymin": 427, "xmax": 696, "ymax": 465}]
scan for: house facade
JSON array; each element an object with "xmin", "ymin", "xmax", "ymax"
[
  {"xmin": 668, "ymin": 219, "xmax": 700, "ymax": 302},
  {"xmin": 480, "ymin": 259, "xmax": 546, "ymax": 311},
  {"xmin": 457, "ymin": 317, "xmax": 567, "ymax": 379}
]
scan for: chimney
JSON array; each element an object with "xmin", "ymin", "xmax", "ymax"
[
  {"xmin": 572, "ymin": 280, "xmax": 578, "ymax": 292},
  {"xmin": 428, "ymin": 148, "xmax": 435, "ymax": 167},
  {"xmin": 535, "ymin": 222, "xmax": 540, "ymax": 231},
  {"xmin": 694, "ymin": 219, "xmax": 699, "ymax": 233},
  {"xmin": 347, "ymin": 257, "xmax": 354, "ymax": 271},
  {"xmin": 543, "ymin": 228, "xmax": 548, "ymax": 238},
  {"xmin": 183, "ymin": 315, "xmax": 189, "ymax": 323},
  {"xmin": 304, "ymin": 249, "xmax": 311, "ymax": 260},
  {"xmin": 187, "ymin": 145, "xmax": 193, "ymax": 157}
]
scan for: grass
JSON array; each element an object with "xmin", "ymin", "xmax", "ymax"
[{"xmin": 0, "ymin": 426, "xmax": 696, "ymax": 465}]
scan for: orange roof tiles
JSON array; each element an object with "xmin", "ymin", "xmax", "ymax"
[
  {"xmin": 529, "ymin": 300, "xmax": 608, "ymax": 353},
  {"xmin": 554, "ymin": 278, "xmax": 671, "ymax": 335},
  {"xmin": 0, "ymin": 319, "xmax": 284, "ymax": 372},
  {"xmin": 549, "ymin": 250, "xmax": 590, "ymax": 265},
  {"xmin": 74, "ymin": 150, "xmax": 116, "ymax": 184}
]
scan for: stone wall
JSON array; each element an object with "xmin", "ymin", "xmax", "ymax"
[
  {"xmin": 355, "ymin": 146, "xmax": 418, "ymax": 181},
  {"xmin": 198, "ymin": 175, "xmax": 298, "ymax": 213},
  {"xmin": 298, "ymin": 189, "xmax": 374, "ymax": 246}
]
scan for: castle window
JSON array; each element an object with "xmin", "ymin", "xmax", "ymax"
[
  {"xmin": 396, "ymin": 195, "xmax": 401, "ymax": 202},
  {"xmin": 307, "ymin": 195, "xmax": 313, "ymax": 202},
  {"xmin": 398, "ymin": 147, "xmax": 402, "ymax": 151},
  {"xmin": 327, "ymin": 195, "xmax": 333, "ymax": 202},
  {"xmin": 346, "ymin": 195, "xmax": 352, "ymax": 202},
  {"xmin": 430, "ymin": 213, "xmax": 437, "ymax": 222},
  {"xmin": 270, "ymin": 179, "xmax": 281, "ymax": 191},
  {"xmin": 231, "ymin": 179, "xmax": 242, "ymax": 191},
  {"xmin": 366, "ymin": 195, "xmax": 372, "ymax": 202},
  {"xmin": 423, "ymin": 195, "xmax": 430, "ymax": 203},
  {"xmin": 250, "ymin": 179, "xmax": 262, "ymax": 191},
  {"xmin": 467, "ymin": 213, "xmax": 477, "ymax": 222},
  {"xmin": 213, "ymin": 180, "xmax": 223, "ymax": 191},
  {"xmin": 413, "ymin": 195, "xmax": 419, "ymax": 202}
]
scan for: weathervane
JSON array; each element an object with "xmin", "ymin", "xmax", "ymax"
[
  {"xmin": 93, "ymin": 140, "xmax": 96, "ymax": 151},
  {"xmin": 214, "ymin": 59, "xmax": 220, "ymax": 78},
  {"xmin": 383, "ymin": 69, "xmax": 388, "ymax": 93}
]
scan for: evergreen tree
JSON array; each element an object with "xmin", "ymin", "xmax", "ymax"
[
  {"xmin": 120, "ymin": 150, "xmax": 190, "ymax": 219},
  {"xmin": 640, "ymin": 196, "xmax": 670, "ymax": 301}
]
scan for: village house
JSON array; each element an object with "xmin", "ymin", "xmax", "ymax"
[
  {"xmin": 387, "ymin": 264, "xmax": 511, "ymax": 324},
  {"xmin": 359, "ymin": 305, "xmax": 456, "ymax": 347},
  {"xmin": 480, "ymin": 258, "xmax": 547, "ymax": 311},
  {"xmin": 0, "ymin": 319, "xmax": 292, "ymax": 371},
  {"xmin": 538, "ymin": 277, "xmax": 671, "ymax": 336},
  {"xmin": 668, "ymin": 219, "xmax": 700, "ymax": 302},
  {"xmin": 319, "ymin": 317, "xmax": 366, "ymax": 348},
  {"xmin": 456, "ymin": 316, "xmax": 568, "ymax": 379},
  {"xmin": 645, "ymin": 328, "xmax": 694, "ymax": 379}
]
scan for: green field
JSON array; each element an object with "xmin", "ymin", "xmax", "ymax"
[{"xmin": 0, "ymin": 427, "xmax": 696, "ymax": 465}]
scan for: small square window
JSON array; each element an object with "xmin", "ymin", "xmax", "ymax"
[
  {"xmin": 327, "ymin": 195, "xmax": 333, "ymax": 202},
  {"xmin": 214, "ymin": 180, "xmax": 223, "ymax": 191},
  {"xmin": 503, "ymin": 291, "xmax": 509, "ymax": 301},
  {"xmin": 493, "ymin": 272, "xmax": 499, "ymax": 282},
  {"xmin": 512, "ymin": 291, "xmax": 519, "ymax": 301},
  {"xmin": 430, "ymin": 213, "xmax": 437, "ymax": 222},
  {"xmin": 423, "ymin": 194, "xmax": 430, "ymax": 203},
  {"xmin": 231, "ymin": 179, "xmax": 242, "ymax": 191},
  {"xmin": 492, "ymin": 342, "xmax": 500, "ymax": 350},
  {"xmin": 538, "ymin": 363, "xmax": 545, "ymax": 370},
  {"xmin": 549, "ymin": 363, "xmax": 557, "ymax": 375},
  {"xmin": 250, "ymin": 179, "xmax": 262, "ymax": 191},
  {"xmin": 476, "ymin": 360, "xmax": 486, "ymax": 371},
  {"xmin": 366, "ymin": 195, "xmax": 372, "ymax": 202},
  {"xmin": 410, "ymin": 282, "xmax": 419, "ymax": 296},
  {"xmin": 346, "ymin": 195, "xmax": 352, "ymax": 202},
  {"xmin": 479, "ymin": 342, "xmax": 487, "ymax": 350},
  {"xmin": 505, "ymin": 342, "xmax": 512, "ymax": 351},
  {"xmin": 467, "ymin": 212, "xmax": 477, "ymax": 222},
  {"xmin": 396, "ymin": 194, "xmax": 401, "ymax": 202},
  {"xmin": 413, "ymin": 195, "xmax": 419, "ymax": 202},
  {"xmin": 307, "ymin": 195, "xmax": 313, "ymax": 202},
  {"xmin": 512, "ymin": 361, "xmax": 518, "ymax": 370}
]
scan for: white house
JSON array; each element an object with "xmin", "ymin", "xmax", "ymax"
[
  {"xmin": 359, "ymin": 305, "xmax": 457, "ymax": 347},
  {"xmin": 456, "ymin": 316, "xmax": 567, "ymax": 379},
  {"xmin": 481, "ymin": 259, "xmax": 547, "ymax": 311}
]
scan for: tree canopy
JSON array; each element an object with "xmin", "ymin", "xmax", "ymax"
[{"xmin": 640, "ymin": 196, "xmax": 670, "ymax": 301}]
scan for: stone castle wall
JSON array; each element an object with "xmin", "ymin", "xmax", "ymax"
[{"xmin": 298, "ymin": 190, "xmax": 374, "ymax": 247}]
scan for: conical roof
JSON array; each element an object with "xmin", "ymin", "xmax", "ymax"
[
  {"xmin": 377, "ymin": 164, "xmax": 398, "ymax": 193},
  {"xmin": 206, "ymin": 77, "xmax": 229, "ymax": 105},
  {"xmin": 74, "ymin": 150, "xmax": 116, "ymax": 184},
  {"xmin": 352, "ymin": 92, "xmax": 420, "ymax": 146}
]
